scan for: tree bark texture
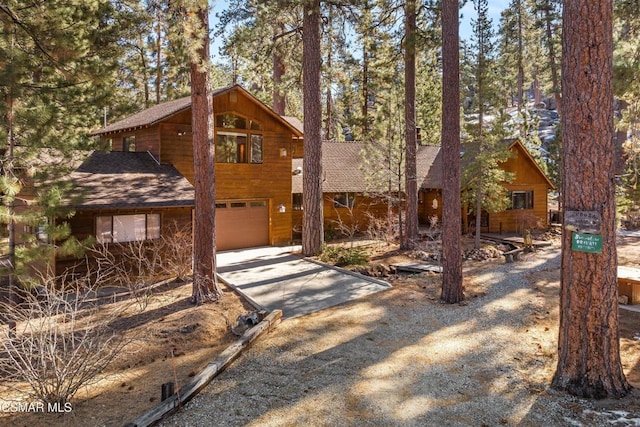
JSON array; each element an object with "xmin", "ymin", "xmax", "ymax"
[
  {"xmin": 543, "ymin": 0, "xmax": 562, "ymax": 113},
  {"xmin": 403, "ymin": 0, "xmax": 418, "ymax": 249},
  {"xmin": 302, "ymin": 0, "xmax": 323, "ymax": 256},
  {"xmin": 552, "ymin": 0, "xmax": 630, "ymax": 398},
  {"xmin": 272, "ymin": 21, "xmax": 286, "ymax": 115},
  {"xmin": 441, "ymin": 0, "xmax": 464, "ymax": 303},
  {"xmin": 190, "ymin": 6, "xmax": 221, "ymax": 304}
]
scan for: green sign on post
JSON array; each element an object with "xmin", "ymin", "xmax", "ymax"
[{"xmin": 571, "ymin": 232, "xmax": 603, "ymax": 253}]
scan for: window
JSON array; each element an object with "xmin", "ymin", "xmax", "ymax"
[
  {"xmin": 251, "ymin": 135, "xmax": 263, "ymax": 163},
  {"xmin": 216, "ymin": 132, "xmax": 262, "ymax": 164},
  {"xmin": 509, "ymin": 191, "xmax": 534, "ymax": 210},
  {"xmin": 123, "ymin": 136, "xmax": 136, "ymax": 152},
  {"xmin": 215, "ymin": 114, "xmax": 263, "ymax": 164},
  {"xmin": 292, "ymin": 193, "xmax": 303, "ymax": 211},
  {"xmin": 96, "ymin": 213, "xmax": 161, "ymax": 243},
  {"xmin": 216, "ymin": 113, "xmax": 247, "ymax": 129},
  {"xmin": 216, "ymin": 133, "xmax": 247, "ymax": 163},
  {"xmin": 333, "ymin": 193, "xmax": 355, "ymax": 209}
]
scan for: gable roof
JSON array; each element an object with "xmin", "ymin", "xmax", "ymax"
[
  {"xmin": 506, "ymin": 138, "xmax": 556, "ymax": 189},
  {"xmin": 92, "ymin": 85, "xmax": 303, "ymax": 138},
  {"xmin": 292, "ymin": 142, "xmax": 443, "ymax": 193},
  {"xmin": 281, "ymin": 116, "xmax": 304, "ymax": 135},
  {"xmin": 67, "ymin": 151, "xmax": 194, "ymax": 209},
  {"xmin": 291, "ymin": 139, "xmax": 554, "ymax": 194},
  {"xmin": 93, "ymin": 96, "xmax": 193, "ymax": 136}
]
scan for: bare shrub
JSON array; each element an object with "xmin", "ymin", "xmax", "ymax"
[
  {"xmin": 83, "ymin": 222, "xmax": 193, "ymax": 309},
  {"xmin": 0, "ymin": 274, "xmax": 134, "ymax": 405},
  {"xmin": 515, "ymin": 212, "xmax": 543, "ymax": 235},
  {"xmin": 329, "ymin": 197, "xmax": 361, "ymax": 244},
  {"xmin": 365, "ymin": 211, "xmax": 399, "ymax": 245}
]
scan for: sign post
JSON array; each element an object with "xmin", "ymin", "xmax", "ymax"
[
  {"xmin": 571, "ymin": 232, "xmax": 603, "ymax": 254},
  {"xmin": 565, "ymin": 210, "xmax": 604, "ymax": 254}
]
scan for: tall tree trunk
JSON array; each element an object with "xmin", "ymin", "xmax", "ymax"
[
  {"xmin": 302, "ymin": 0, "xmax": 323, "ymax": 256},
  {"xmin": 189, "ymin": 5, "xmax": 221, "ymax": 304},
  {"xmin": 542, "ymin": 0, "xmax": 562, "ymax": 112},
  {"xmin": 552, "ymin": 0, "xmax": 630, "ymax": 398},
  {"xmin": 3, "ymin": 20, "xmax": 16, "ymax": 304},
  {"xmin": 138, "ymin": 34, "xmax": 150, "ymax": 108},
  {"xmin": 403, "ymin": 0, "xmax": 418, "ymax": 249},
  {"xmin": 272, "ymin": 21, "xmax": 286, "ymax": 115},
  {"xmin": 362, "ymin": 44, "xmax": 369, "ymax": 140},
  {"xmin": 516, "ymin": 0, "xmax": 524, "ymax": 112},
  {"xmin": 5, "ymin": 78, "xmax": 16, "ymax": 304},
  {"xmin": 474, "ymin": 16, "xmax": 485, "ymax": 251},
  {"xmin": 441, "ymin": 0, "xmax": 464, "ymax": 303},
  {"xmin": 156, "ymin": 7, "xmax": 163, "ymax": 104},
  {"xmin": 324, "ymin": 6, "xmax": 333, "ymax": 140}
]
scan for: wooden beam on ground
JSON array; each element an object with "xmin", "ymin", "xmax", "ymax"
[
  {"xmin": 125, "ymin": 309, "xmax": 283, "ymax": 427},
  {"xmin": 392, "ymin": 263, "xmax": 443, "ymax": 274}
]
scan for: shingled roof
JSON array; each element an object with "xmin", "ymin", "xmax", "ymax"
[
  {"xmin": 92, "ymin": 96, "xmax": 192, "ymax": 136},
  {"xmin": 92, "ymin": 85, "xmax": 303, "ymax": 137},
  {"xmin": 67, "ymin": 151, "xmax": 194, "ymax": 209},
  {"xmin": 292, "ymin": 142, "xmax": 443, "ymax": 193}
]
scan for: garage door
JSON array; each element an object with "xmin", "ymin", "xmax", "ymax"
[{"xmin": 215, "ymin": 200, "xmax": 269, "ymax": 251}]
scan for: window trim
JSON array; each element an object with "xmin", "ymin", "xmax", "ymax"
[
  {"xmin": 123, "ymin": 135, "xmax": 136, "ymax": 152},
  {"xmin": 292, "ymin": 193, "xmax": 303, "ymax": 211},
  {"xmin": 96, "ymin": 213, "xmax": 161, "ymax": 243},
  {"xmin": 508, "ymin": 190, "xmax": 534, "ymax": 210},
  {"xmin": 215, "ymin": 112, "xmax": 263, "ymax": 164}
]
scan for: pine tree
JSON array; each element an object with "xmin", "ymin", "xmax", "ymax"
[
  {"xmin": 403, "ymin": 0, "xmax": 418, "ymax": 249},
  {"xmin": 176, "ymin": 0, "xmax": 222, "ymax": 304},
  {"xmin": 441, "ymin": 0, "xmax": 464, "ymax": 304},
  {"xmin": 302, "ymin": 0, "xmax": 323, "ymax": 256},
  {"xmin": 552, "ymin": 0, "xmax": 630, "ymax": 398},
  {"xmin": 613, "ymin": 1, "xmax": 640, "ymax": 224},
  {"xmin": 0, "ymin": 0, "xmax": 125, "ymax": 293},
  {"xmin": 462, "ymin": 0, "xmax": 514, "ymax": 248}
]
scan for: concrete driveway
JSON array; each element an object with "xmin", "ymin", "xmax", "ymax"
[{"xmin": 216, "ymin": 246, "xmax": 391, "ymax": 319}]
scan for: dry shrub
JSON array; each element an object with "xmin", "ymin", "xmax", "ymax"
[
  {"xmin": 515, "ymin": 211, "xmax": 543, "ymax": 235},
  {"xmin": 80, "ymin": 222, "xmax": 193, "ymax": 309},
  {"xmin": 0, "ymin": 274, "xmax": 135, "ymax": 406},
  {"xmin": 365, "ymin": 211, "xmax": 399, "ymax": 245}
]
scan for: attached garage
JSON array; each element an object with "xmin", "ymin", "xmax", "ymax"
[{"xmin": 215, "ymin": 200, "xmax": 269, "ymax": 251}]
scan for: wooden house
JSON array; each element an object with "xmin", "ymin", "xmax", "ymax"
[
  {"xmin": 58, "ymin": 85, "xmax": 302, "ymax": 275},
  {"xmin": 471, "ymin": 139, "xmax": 555, "ymax": 234},
  {"xmin": 291, "ymin": 139, "xmax": 554, "ymax": 238}
]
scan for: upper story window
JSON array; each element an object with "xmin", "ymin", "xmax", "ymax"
[
  {"xmin": 216, "ymin": 113, "xmax": 262, "ymax": 131},
  {"xmin": 123, "ymin": 135, "xmax": 136, "ymax": 152},
  {"xmin": 508, "ymin": 190, "xmax": 534, "ymax": 210},
  {"xmin": 215, "ymin": 113, "xmax": 262, "ymax": 164}
]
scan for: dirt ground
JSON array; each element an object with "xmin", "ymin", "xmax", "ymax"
[
  {"xmin": 1, "ymin": 233, "xmax": 639, "ymax": 426},
  {"xmin": 0, "ymin": 281, "xmax": 254, "ymax": 427}
]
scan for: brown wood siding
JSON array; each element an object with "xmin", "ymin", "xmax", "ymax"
[
  {"xmin": 160, "ymin": 122, "xmax": 194, "ymax": 179},
  {"xmin": 56, "ymin": 207, "xmax": 192, "ymax": 277},
  {"xmin": 487, "ymin": 144, "xmax": 551, "ymax": 233},
  {"xmin": 322, "ymin": 193, "xmax": 390, "ymax": 237},
  {"xmin": 160, "ymin": 89, "xmax": 294, "ymax": 246},
  {"xmin": 92, "ymin": 89, "xmax": 296, "ymax": 249},
  {"xmin": 292, "ymin": 139, "xmax": 304, "ymax": 159},
  {"xmin": 109, "ymin": 128, "xmax": 161, "ymax": 157}
]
